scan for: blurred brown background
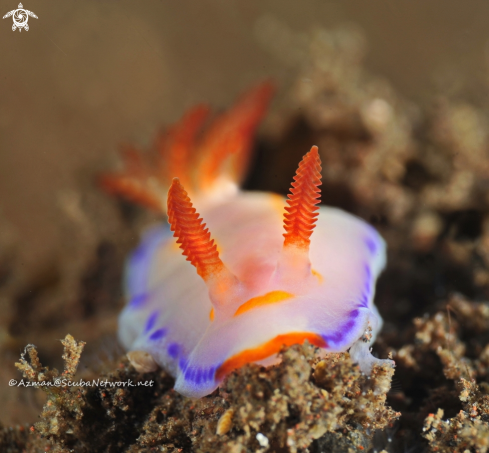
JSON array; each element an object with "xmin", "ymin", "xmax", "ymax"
[{"xmin": 1, "ymin": 0, "xmax": 489, "ymax": 276}]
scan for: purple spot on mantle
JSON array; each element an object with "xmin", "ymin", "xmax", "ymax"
[
  {"xmin": 130, "ymin": 245, "xmax": 146, "ymax": 261},
  {"xmin": 207, "ymin": 367, "xmax": 216, "ymax": 381},
  {"xmin": 185, "ymin": 367, "xmax": 194, "ymax": 381},
  {"xmin": 168, "ymin": 343, "xmax": 180, "ymax": 359},
  {"xmin": 365, "ymin": 280, "xmax": 371, "ymax": 294},
  {"xmin": 359, "ymin": 294, "xmax": 369, "ymax": 308},
  {"xmin": 149, "ymin": 328, "xmax": 166, "ymax": 341},
  {"xmin": 195, "ymin": 369, "xmax": 203, "ymax": 384},
  {"xmin": 129, "ymin": 293, "xmax": 149, "ymax": 308},
  {"xmin": 144, "ymin": 311, "xmax": 159, "ymax": 333},
  {"xmin": 322, "ymin": 309, "xmax": 359, "ymax": 345},
  {"xmin": 364, "ymin": 264, "xmax": 371, "ymax": 279},
  {"xmin": 322, "ymin": 330, "xmax": 344, "ymax": 344},
  {"xmin": 179, "ymin": 357, "xmax": 188, "ymax": 372},
  {"xmin": 177, "ymin": 364, "xmax": 220, "ymax": 383},
  {"xmin": 365, "ymin": 237, "xmax": 377, "ymax": 254},
  {"xmin": 364, "ymin": 264, "xmax": 372, "ymax": 294}
]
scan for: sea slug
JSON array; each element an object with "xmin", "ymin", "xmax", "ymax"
[{"xmin": 101, "ymin": 82, "xmax": 393, "ymax": 398}]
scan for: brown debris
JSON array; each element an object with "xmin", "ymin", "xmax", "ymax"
[
  {"xmin": 10, "ymin": 335, "xmax": 174, "ymax": 453},
  {"xmin": 127, "ymin": 350, "xmax": 159, "ymax": 374},
  {"xmin": 132, "ymin": 343, "xmax": 398, "ymax": 453},
  {"xmin": 10, "ymin": 339, "xmax": 398, "ymax": 453},
  {"xmin": 216, "ymin": 408, "xmax": 235, "ymax": 436},
  {"xmin": 392, "ymin": 295, "xmax": 489, "ymax": 452}
]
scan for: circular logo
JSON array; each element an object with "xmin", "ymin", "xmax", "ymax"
[
  {"xmin": 3, "ymin": 3, "xmax": 37, "ymax": 32},
  {"xmin": 13, "ymin": 8, "xmax": 27, "ymax": 28}
]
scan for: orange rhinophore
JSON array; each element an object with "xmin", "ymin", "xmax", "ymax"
[
  {"xmin": 100, "ymin": 81, "xmax": 274, "ymax": 211},
  {"xmin": 167, "ymin": 178, "xmax": 224, "ymax": 280},
  {"xmin": 167, "ymin": 178, "xmax": 241, "ymax": 310},
  {"xmin": 273, "ymin": 146, "xmax": 322, "ymax": 284},
  {"xmin": 283, "ymin": 146, "xmax": 322, "ymax": 251}
]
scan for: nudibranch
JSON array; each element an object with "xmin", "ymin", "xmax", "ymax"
[{"xmin": 101, "ymin": 82, "xmax": 392, "ymax": 398}]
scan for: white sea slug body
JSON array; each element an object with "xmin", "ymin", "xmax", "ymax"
[{"xmin": 102, "ymin": 83, "xmax": 392, "ymax": 398}]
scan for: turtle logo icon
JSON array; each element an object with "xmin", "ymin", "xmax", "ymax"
[{"xmin": 3, "ymin": 3, "xmax": 38, "ymax": 32}]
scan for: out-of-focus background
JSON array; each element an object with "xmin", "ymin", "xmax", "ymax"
[
  {"xmin": 2, "ymin": 0, "xmax": 489, "ymax": 274},
  {"xmin": 3, "ymin": 0, "xmax": 489, "ymax": 435}
]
